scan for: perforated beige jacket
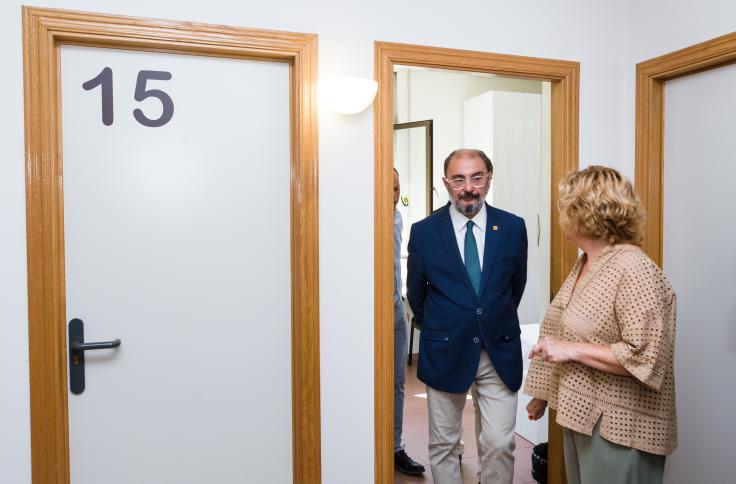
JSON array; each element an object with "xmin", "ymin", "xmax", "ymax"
[{"xmin": 524, "ymin": 245, "xmax": 677, "ymax": 455}]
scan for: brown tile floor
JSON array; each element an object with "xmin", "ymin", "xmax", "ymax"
[{"xmin": 396, "ymin": 356, "xmax": 538, "ymax": 484}]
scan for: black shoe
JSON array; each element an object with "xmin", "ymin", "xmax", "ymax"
[{"xmin": 394, "ymin": 449, "xmax": 425, "ymax": 475}]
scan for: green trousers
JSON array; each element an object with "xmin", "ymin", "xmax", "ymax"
[{"xmin": 563, "ymin": 420, "xmax": 665, "ymax": 484}]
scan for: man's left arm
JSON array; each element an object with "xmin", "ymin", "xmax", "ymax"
[{"xmin": 511, "ymin": 219, "xmax": 528, "ymax": 308}]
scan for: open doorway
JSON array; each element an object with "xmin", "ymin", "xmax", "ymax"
[
  {"xmin": 374, "ymin": 42, "xmax": 580, "ymax": 484},
  {"xmin": 394, "ymin": 64, "xmax": 551, "ymax": 484}
]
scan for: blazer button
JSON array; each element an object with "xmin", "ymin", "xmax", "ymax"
[
  {"xmin": 504, "ymin": 336, "xmax": 510, "ymax": 341},
  {"xmin": 473, "ymin": 337, "xmax": 480, "ymax": 344},
  {"xmin": 476, "ymin": 308, "xmax": 483, "ymax": 315}
]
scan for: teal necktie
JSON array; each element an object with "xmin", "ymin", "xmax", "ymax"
[{"xmin": 464, "ymin": 220, "xmax": 481, "ymax": 296}]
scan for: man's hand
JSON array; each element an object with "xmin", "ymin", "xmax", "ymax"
[
  {"xmin": 529, "ymin": 336, "xmax": 576, "ymax": 363},
  {"xmin": 526, "ymin": 398, "xmax": 547, "ymax": 421}
]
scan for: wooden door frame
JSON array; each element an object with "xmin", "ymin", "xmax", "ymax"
[
  {"xmin": 635, "ymin": 31, "xmax": 736, "ymax": 265},
  {"xmin": 374, "ymin": 41, "xmax": 579, "ymax": 484},
  {"xmin": 22, "ymin": 7, "xmax": 320, "ymax": 484}
]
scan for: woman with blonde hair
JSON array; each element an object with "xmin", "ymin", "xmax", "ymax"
[{"xmin": 524, "ymin": 165, "xmax": 677, "ymax": 484}]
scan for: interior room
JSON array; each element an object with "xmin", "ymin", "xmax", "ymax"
[
  {"xmin": 392, "ymin": 66, "xmax": 550, "ymax": 482},
  {"xmin": 1, "ymin": 1, "xmax": 735, "ymax": 484}
]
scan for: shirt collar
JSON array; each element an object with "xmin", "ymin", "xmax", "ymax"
[{"xmin": 449, "ymin": 201, "xmax": 487, "ymax": 233}]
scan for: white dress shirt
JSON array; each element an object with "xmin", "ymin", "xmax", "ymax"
[{"xmin": 449, "ymin": 202, "xmax": 487, "ymax": 270}]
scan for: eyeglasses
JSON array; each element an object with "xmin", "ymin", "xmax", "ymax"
[{"xmin": 444, "ymin": 173, "xmax": 491, "ymax": 190}]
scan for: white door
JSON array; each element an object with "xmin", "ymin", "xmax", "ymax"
[
  {"xmin": 61, "ymin": 45, "xmax": 292, "ymax": 484},
  {"xmin": 663, "ymin": 62, "xmax": 736, "ymax": 484}
]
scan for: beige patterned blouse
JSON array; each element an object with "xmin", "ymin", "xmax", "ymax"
[{"xmin": 524, "ymin": 244, "xmax": 677, "ymax": 455}]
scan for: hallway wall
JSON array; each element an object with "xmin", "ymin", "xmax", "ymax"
[{"xmin": 0, "ymin": 1, "xmax": 653, "ymax": 482}]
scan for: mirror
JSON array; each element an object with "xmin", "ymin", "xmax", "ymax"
[
  {"xmin": 393, "ymin": 120, "xmax": 433, "ymax": 287},
  {"xmin": 393, "ymin": 120, "xmax": 434, "ymax": 215}
]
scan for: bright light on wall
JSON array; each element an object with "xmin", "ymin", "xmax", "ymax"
[{"xmin": 320, "ymin": 77, "xmax": 378, "ymax": 114}]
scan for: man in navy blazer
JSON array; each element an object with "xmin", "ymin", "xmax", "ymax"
[{"xmin": 407, "ymin": 149, "xmax": 527, "ymax": 484}]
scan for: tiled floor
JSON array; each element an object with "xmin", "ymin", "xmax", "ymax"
[{"xmin": 396, "ymin": 356, "xmax": 538, "ymax": 484}]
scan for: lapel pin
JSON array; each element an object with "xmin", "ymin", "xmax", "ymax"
[{"xmin": 492, "ymin": 225, "xmax": 498, "ymax": 231}]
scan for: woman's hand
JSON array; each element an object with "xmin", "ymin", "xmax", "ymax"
[
  {"xmin": 529, "ymin": 337, "xmax": 632, "ymax": 376},
  {"xmin": 529, "ymin": 336, "xmax": 577, "ymax": 363},
  {"xmin": 526, "ymin": 398, "xmax": 547, "ymax": 420}
]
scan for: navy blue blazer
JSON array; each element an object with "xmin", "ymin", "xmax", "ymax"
[{"xmin": 407, "ymin": 202, "xmax": 527, "ymax": 393}]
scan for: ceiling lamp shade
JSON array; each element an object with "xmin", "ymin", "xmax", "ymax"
[{"xmin": 320, "ymin": 76, "xmax": 378, "ymax": 114}]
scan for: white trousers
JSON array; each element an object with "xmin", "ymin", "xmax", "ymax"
[{"xmin": 427, "ymin": 350, "xmax": 518, "ymax": 484}]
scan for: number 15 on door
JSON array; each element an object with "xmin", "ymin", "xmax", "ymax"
[{"xmin": 82, "ymin": 67, "xmax": 175, "ymax": 128}]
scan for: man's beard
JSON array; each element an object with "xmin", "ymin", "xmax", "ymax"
[{"xmin": 452, "ymin": 191, "xmax": 483, "ymax": 216}]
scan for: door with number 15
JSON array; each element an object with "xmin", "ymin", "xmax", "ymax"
[{"xmin": 23, "ymin": 8, "xmax": 319, "ymax": 484}]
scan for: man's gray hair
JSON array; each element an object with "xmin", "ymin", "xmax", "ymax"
[{"xmin": 443, "ymin": 149, "xmax": 493, "ymax": 175}]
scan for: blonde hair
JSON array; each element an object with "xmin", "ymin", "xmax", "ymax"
[{"xmin": 557, "ymin": 165, "xmax": 645, "ymax": 245}]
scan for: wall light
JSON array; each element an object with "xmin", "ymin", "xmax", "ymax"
[{"xmin": 320, "ymin": 77, "xmax": 378, "ymax": 114}]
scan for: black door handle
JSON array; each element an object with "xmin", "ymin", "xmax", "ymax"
[
  {"xmin": 71, "ymin": 339, "xmax": 121, "ymax": 352},
  {"xmin": 68, "ymin": 318, "xmax": 121, "ymax": 394}
]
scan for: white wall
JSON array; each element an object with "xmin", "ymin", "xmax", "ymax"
[
  {"xmin": 1, "ymin": 1, "xmax": 631, "ymax": 483},
  {"xmin": 622, "ymin": 0, "xmax": 736, "ymax": 178}
]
